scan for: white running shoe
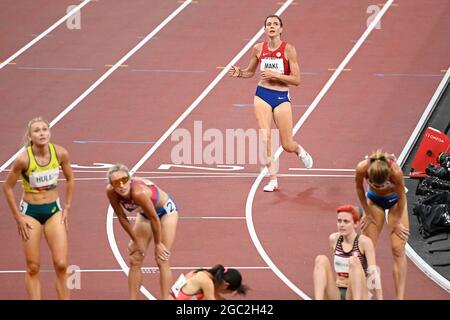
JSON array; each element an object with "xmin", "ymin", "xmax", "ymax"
[
  {"xmin": 263, "ymin": 180, "xmax": 278, "ymax": 192},
  {"xmin": 299, "ymin": 148, "xmax": 313, "ymax": 169}
]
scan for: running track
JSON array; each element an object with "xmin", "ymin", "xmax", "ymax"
[{"xmin": 0, "ymin": 0, "xmax": 449, "ymax": 299}]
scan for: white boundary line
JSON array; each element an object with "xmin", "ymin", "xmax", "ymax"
[
  {"xmin": 245, "ymin": 0, "xmax": 395, "ymax": 300},
  {"xmin": 0, "ymin": 1, "xmax": 192, "ymax": 174},
  {"xmin": 0, "ymin": 266, "xmax": 270, "ymax": 274},
  {"xmin": 0, "ymin": 0, "xmax": 93, "ymax": 70},
  {"xmin": 397, "ymin": 67, "xmax": 450, "ymax": 293},
  {"xmin": 0, "ymin": 167, "xmax": 356, "ymax": 174},
  {"xmin": 106, "ymin": 0, "xmax": 295, "ymax": 300},
  {"xmin": 113, "ymin": 216, "xmax": 246, "ymax": 221},
  {"xmin": 0, "ymin": 174, "xmax": 355, "ymax": 183}
]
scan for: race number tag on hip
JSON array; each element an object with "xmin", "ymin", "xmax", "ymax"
[
  {"xmin": 163, "ymin": 198, "xmax": 177, "ymax": 213},
  {"xmin": 260, "ymin": 58, "xmax": 284, "ymax": 74},
  {"xmin": 171, "ymin": 273, "xmax": 187, "ymax": 298},
  {"xmin": 19, "ymin": 200, "xmax": 28, "ymax": 214}
]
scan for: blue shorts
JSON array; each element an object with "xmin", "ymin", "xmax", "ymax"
[
  {"xmin": 140, "ymin": 196, "xmax": 178, "ymax": 219},
  {"xmin": 366, "ymin": 189, "xmax": 399, "ymax": 210},
  {"xmin": 255, "ymin": 85, "xmax": 291, "ymax": 109}
]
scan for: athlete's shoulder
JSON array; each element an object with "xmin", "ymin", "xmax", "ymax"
[
  {"xmin": 52, "ymin": 143, "xmax": 69, "ymax": 156},
  {"xmin": 358, "ymin": 234, "xmax": 375, "ymax": 251},
  {"xmin": 284, "ymin": 42, "xmax": 296, "ymax": 51},
  {"xmin": 329, "ymin": 232, "xmax": 340, "ymax": 246},
  {"xmin": 359, "ymin": 234, "xmax": 371, "ymax": 244},
  {"xmin": 355, "ymin": 159, "xmax": 369, "ymax": 173},
  {"xmin": 52, "ymin": 144, "xmax": 70, "ymax": 164},
  {"xmin": 130, "ymin": 179, "xmax": 149, "ymax": 197},
  {"xmin": 14, "ymin": 149, "xmax": 29, "ymax": 169},
  {"xmin": 253, "ymin": 42, "xmax": 264, "ymax": 53}
]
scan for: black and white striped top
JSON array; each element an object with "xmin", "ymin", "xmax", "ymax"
[{"xmin": 333, "ymin": 235, "xmax": 368, "ymax": 278}]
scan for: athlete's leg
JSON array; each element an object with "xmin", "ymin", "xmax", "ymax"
[
  {"xmin": 313, "ymin": 255, "xmax": 340, "ymax": 300},
  {"xmin": 273, "ymin": 102, "xmax": 298, "ymax": 153},
  {"xmin": 158, "ymin": 212, "xmax": 178, "ymax": 300},
  {"xmin": 21, "ymin": 216, "xmax": 43, "ymax": 299},
  {"xmin": 346, "ymin": 256, "xmax": 369, "ymax": 300},
  {"xmin": 44, "ymin": 211, "xmax": 69, "ymax": 299},
  {"xmin": 273, "ymin": 102, "xmax": 313, "ymax": 168},
  {"xmin": 254, "ymin": 96, "xmax": 277, "ymax": 181},
  {"xmin": 387, "ymin": 201, "xmax": 409, "ymax": 300},
  {"xmin": 362, "ymin": 200, "xmax": 385, "ymax": 248},
  {"xmin": 128, "ymin": 214, "xmax": 152, "ymax": 300}
]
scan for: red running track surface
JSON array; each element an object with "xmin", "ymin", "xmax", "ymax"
[{"xmin": 0, "ymin": 0, "xmax": 449, "ymax": 299}]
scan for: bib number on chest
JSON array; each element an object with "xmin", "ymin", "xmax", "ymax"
[{"xmin": 260, "ymin": 58, "xmax": 284, "ymax": 74}]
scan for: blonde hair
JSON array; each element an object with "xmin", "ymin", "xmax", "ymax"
[
  {"xmin": 23, "ymin": 117, "xmax": 50, "ymax": 147},
  {"xmin": 367, "ymin": 149, "xmax": 390, "ymax": 184},
  {"xmin": 107, "ymin": 163, "xmax": 130, "ymax": 183}
]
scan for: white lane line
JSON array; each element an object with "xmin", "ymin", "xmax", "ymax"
[
  {"xmin": 245, "ymin": 0, "xmax": 395, "ymax": 300},
  {"xmin": 0, "ymin": 1, "xmax": 191, "ymax": 174},
  {"xmin": 288, "ymin": 168, "xmax": 355, "ymax": 172},
  {"xmin": 106, "ymin": 0, "xmax": 296, "ymax": 300},
  {"xmin": 398, "ymin": 67, "xmax": 450, "ymax": 293},
  {"xmin": 113, "ymin": 216, "xmax": 246, "ymax": 221},
  {"xmin": 0, "ymin": 173, "xmax": 359, "ymax": 183},
  {"xmin": 0, "ymin": 266, "xmax": 269, "ymax": 274},
  {"xmin": 0, "ymin": 167, "xmax": 356, "ymax": 174},
  {"xmin": 0, "ymin": 0, "xmax": 92, "ymax": 70}
]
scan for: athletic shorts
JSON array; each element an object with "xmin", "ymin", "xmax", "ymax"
[
  {"xmin": 338, "ymin": 287, "xmax": 347, "ymax": 300},
  {"xmin": 19, "ymin": 199, "xmax": 62, "ymax": 225},
  {"xmin": 140, "ymin": 196, "xmax": 177, "ymax": 219},
  {"xmin": 366, "ymin": 189, "xmax": 399, "ymax": 210},
  {"xmin": 255, "ymin": 85, "xmax": 291, "ymax": 109}
]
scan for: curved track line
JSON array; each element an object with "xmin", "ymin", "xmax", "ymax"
[
  {"xmin": 245, "ymin": 0, "xmax": 394, "ymax": 300},
  {"xmin": 0, "ymin": 0, "xmax": 93, "ymax": 70},
  {"xmin": 397, "ymin": 68, "xmax": 450, "ymax": 293},
  {"xmin": 106, "ymin": 0, "xmax": 296, "ymax": 299}
]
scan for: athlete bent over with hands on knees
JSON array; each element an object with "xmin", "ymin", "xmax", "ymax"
[
  {"xmin": 355, "ymin": 149, "xmax": 409, "ymax": 299},
  {"xmin": 228, "ymin": 14, "xmax": 313, "ymax": 192},
  {"xmin": 106, "ymin": 164, "xmax": 178, "ymax": 300},
  {"xmin": 3, "ymin": 117, "xmax": 74, "ymax": 299}
]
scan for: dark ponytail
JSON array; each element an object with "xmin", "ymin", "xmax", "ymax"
[{"xmin": 199, "ymin": 264, "xmax": 249, "ymax": 296}]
